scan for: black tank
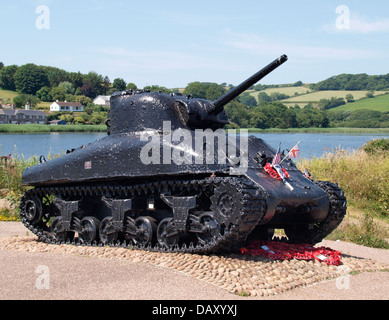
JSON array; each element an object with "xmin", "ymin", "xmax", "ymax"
[{"xmin": 19, "ymin": 55, "xmax": 347, "ymax": 253}]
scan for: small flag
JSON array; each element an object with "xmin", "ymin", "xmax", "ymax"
[
  {"xmin": 272, "ymin": 143, "xmax": 282, "ymax": 166},
  {"xmin": 280, "ymin": 141, "xmax": 301, "ymax": 165},
  {"xmin": 288, "ymin": 143, "xmax": 300, "ymax": 159}
]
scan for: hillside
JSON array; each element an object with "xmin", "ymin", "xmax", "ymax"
[
  {"xmin": 329, "ymin": 93, "xmax": 389, "ymax": 112},
  {"xmin": 281, "ymin": 90, "xmax": 388, "ymax": 108},
  {"xmin": 246, "ymin": 85, "xmax": 388, "ymax": 109}
]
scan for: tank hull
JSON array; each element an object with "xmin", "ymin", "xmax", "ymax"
[{"xmin": 22, "ymin": 134, "xmax": 330, "ymax": 229}]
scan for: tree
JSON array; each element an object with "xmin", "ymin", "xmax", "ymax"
[
  {"xmin": 345, "ymin": 94, "xmax": 354, "ymax": 103},
  {"xmin": 14, "ymin": 63, "xmax": 49, "ymax": 94},
  {"xmin": 83, "ymin": 71, "xmax": 103, "ymax": 97},
  {"xmin": 0, "ymin": 65, "xmax": 18, "ymax": 90},
  {"xmin": 183, "ymin": 81, "xmax": 207, "ymax": 99},
  {"xmin": 41, "ymin": 66, "xmax": 69, "ymax": 87},
  {"xmin": 69, "ymin": 72, "xmax": 84, "ymax": 90},
  {"xmin": 13, "ymin": 94, "xmax": 40, "ymax": 108},
  {"xmin": 50, "ymin": 86, "xmax": 66, "ymax": 101},
  {"xmin": 102, "ymin": 76, "xmax": 110, "ymax": 95},
  {"xmin": 73, "ymin": 116, "xmax": 85, "ymax": 124},
  {"xmin": 113, "ymin": 78, "xmax": 127, "ymax": 91},
  {"xmin": 143, "ymin": 85, "xmax": 171, "ymax": 93},
  {"xmin": 126, "ymin": 82, "xmax": 137, "ymax": 90},
  {"xmin": 257, "ymin": 92, "xmax": 272, "ymax": 103},
  {"xmin": 239, "ymin": 94, "xmax": 257, "ymax": 107},
  {"xmin": 58, "ymin": 81, "xmax": 74, "ymax": 94},
  {"xmin": 0, "ymin": 62, "xmax": 4, "ymax": 71},
  {"xmin": 81, "ymin": 80, "xmax": 95, "ymax": 98},
  {"xmin": 296, "ymin": 108, "xmax": 329, "ymax": 128},
  {"xmin": 36, "ymin": 86, "xmax": 52, "ymax": 102},
  {"xmin": 205, "ymin": 83, "xmax": 226, "ymax": 100}
]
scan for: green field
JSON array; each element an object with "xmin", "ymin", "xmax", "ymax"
[
  {"xmin": 330, "ymin": 93, "xmax": 389, "ymax": 112},
  {"xmin": 282, "ymin": 90, "xmax": 387, "ymax": 103},
  {"xmin": 247, "ymin": 86, "xmax": 388, "ymax": 108},
  {"xmin": 0, "ymin": 89, "xmax": 18, "ymax": 102}
]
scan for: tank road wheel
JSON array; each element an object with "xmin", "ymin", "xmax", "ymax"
[
  {"xmin": 285, "ymin": 181, "xmax": 347, "ymax": 245},
  {"xmin": 133, "ymin": 216, "xmax": 156, "ymax": 246},
  {"xmin": 196, "ymin": 213, "xmax": 221, "ymax": 245},
  {"xmin": 79, "ymin": 217, "xmax": 100, "ymax": 244},
  {"xmin": 99, "ymin": 217, "xmax": 118, "ymax": 245},
  {"xmin": 22, "ymin": 195, "xmax": 43, "ymax": 227},
  {"xmin": 157, "ymin": 218, "xmax": 179, "ymax": 248},
  {"xmin": 210, "ymin": 182, "xmax": 243, "ymax": 234},
  {"xmin": 51, "ymin": 217, "xmax": 74, "ymax": 242}
]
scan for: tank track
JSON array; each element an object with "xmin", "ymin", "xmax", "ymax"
[
  {"xmin": 284, "ymin": 181, "xmax": 347, "ymax": 244},
  {"xmin": 19, "ymin": 176, "xmax": 266, "ymax": 254}
]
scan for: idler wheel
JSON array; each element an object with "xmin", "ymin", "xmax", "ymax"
[
  {"xmin": 157, "ymin": 218, "xmax": 179, "ymax": 248},
  {"xmin": 79, "ymin": 217, "xmax": 100, "ymax": 244},
  {"xmin": 99, "ymin": 217, "xmax": 118, "ymax": 245},
  {"xmin": 51, "ymin": 217, "xmax": 74, "ymax": 242},
  {"xmin": 196, "ymin": 213, "xmax": 220, "ymax": 245},
  {"xmin": 23, "ymin": 196, "xmax": 43, "ymax": 226},
  {"xmin": 133, "ymin": 216, "xmax": 156, "ymax": 246}
]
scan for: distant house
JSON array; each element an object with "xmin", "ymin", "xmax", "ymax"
[
  {"xmin": 0, "ymin": 109, "xmax": 47, "ymax": 124},
  {"xmin": 93, "ymin": 95, "xmax": 110, "ymax": 107},
  {"xmin": 50, "ymin": 101, "xmax": 84, "ymax": 112}
]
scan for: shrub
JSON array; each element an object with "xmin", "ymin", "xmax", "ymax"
[{"xmin": 361, "ymin": 138, "xmax": 389, "ymax": 155}]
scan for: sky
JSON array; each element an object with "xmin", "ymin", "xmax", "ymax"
[{"xmin": 1, "ymin": 0, "xmax": 389, "ymax": 89}]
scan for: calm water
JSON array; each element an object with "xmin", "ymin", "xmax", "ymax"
[{"xmin": 0, "ymin": 132, "xmax": 388, "ymax": 160}]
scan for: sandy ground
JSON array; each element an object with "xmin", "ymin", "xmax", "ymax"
[{"xmin": 0, "ymin": 221, "xmax": 388, "ymax": 300}]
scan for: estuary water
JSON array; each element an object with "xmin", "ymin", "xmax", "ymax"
[{"xmin": 0, "ymin": 131, "xmax": 388, "ymax": 160}]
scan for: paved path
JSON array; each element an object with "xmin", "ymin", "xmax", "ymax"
[{"xmin": 0, "ymin": 222, "xmax": 388, "ymax": 300}]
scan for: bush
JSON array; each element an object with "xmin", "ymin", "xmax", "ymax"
[{"xmin": 361, "ymin": 138, "xmax": 389, "ymax": 155}]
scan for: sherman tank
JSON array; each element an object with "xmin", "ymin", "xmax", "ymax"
[{"xmin": 19, "ymin": 55, "xmax": 347, "ymax": 253}]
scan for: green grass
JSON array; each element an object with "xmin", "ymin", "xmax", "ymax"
[
  {"xmin": 330, "ymin": 93, "xmax": 389, "ymax": 112},
  {"xmin": 0, "ymin": 124, "xmax": 107, "ymax": 133},
  {"xmin": 297, "ymin": 141, "xmax": 389, "ymax": 248},
  {"xmin": 283, "ymin": 90, "xmax": 387, "ymax": 103},
  {"xmin": 0, "ymin": 88, "xmax": 18, "ymax": 102}
]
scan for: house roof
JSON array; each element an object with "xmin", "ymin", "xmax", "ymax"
[
  {"xmin": 53, "ymin": 102, "xmax": 83, "ymax": 107},
  {"xmin": 0, "ymin": 109, "xmax": 46, "ymax": 116},
  {"xmin": 93, "ymin": 95, "xmax": 110, "ymax": 102}
]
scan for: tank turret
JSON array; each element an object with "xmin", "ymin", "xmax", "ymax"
[
  {"xmin": 19, "ymin": 54, "xmax": 347, "ymax": 254},
  {"xmin": 107, "ymin": 54, "xmax": 288, "ymax": 133}
]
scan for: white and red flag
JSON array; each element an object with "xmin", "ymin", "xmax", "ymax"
[{"xmin": 288, "ymin": 143, "xmax": 300, "ymax": 159}]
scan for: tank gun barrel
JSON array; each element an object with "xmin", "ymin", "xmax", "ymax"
[{"xmin": 210, "ymin": 54, "xmax": 288, "ymax": 115}]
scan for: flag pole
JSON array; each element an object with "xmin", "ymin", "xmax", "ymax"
[{"xmin": 279, "ymin": 141, "xmax": 301, "ymax": 165}]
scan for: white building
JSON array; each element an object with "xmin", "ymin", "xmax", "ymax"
[
  {"xmin": 93, "ymin": 95, "xmax": 110, "ymax": 107},
  {"xmin": 50, "ymin": 101, "xmax": 84, "ymax": 112}
]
